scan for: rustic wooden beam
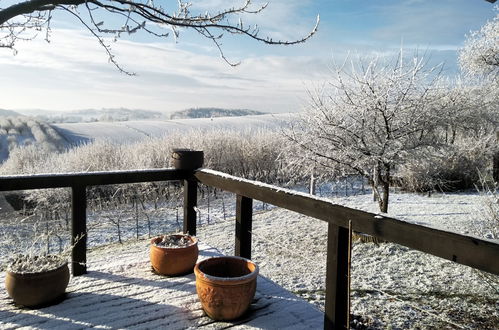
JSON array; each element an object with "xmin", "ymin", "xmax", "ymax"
[
  {"xmin": 0, "ymin": 168, "xmax": 187, "ymax": 191},
  {"xmin": 235, "ymin": 195, "xmax": 253, "ymax": 259},
  {"xmin": 194, "ymin": 169, "xmax": 499, "ymax": 275},
  {"xmin": 324, "ymin": 223, "xmax": 350, "ymax": 329},
  {"xmin": 71, "ymin": 184, "xmax": 87, "ymax": 276},
  {"xmin": 183, "ymin": 178, "xmax": 198, "ymax": 236}
]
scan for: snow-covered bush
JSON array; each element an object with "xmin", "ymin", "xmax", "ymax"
[
  {"xmin": 397, "ymin": 139, "xmax": 494, "ymax": 192},
  {"xmin": 0, "ymin": 127, "xmax": 298, "ymax": 210},
  {"xmin": 289, "ymin": 51, "xmax": 444, "ymax": 212}
]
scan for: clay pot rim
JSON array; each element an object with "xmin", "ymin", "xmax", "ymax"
[
  {"xmin": 6, "ymin": 262, "xmax": 69, "ymax": 277},
  {"xmin": 150, "ymin": 234, "xmax": 198, "ymax": 250},
  {"xmin": 194, "ymin": 256, "xmax": 259, "ymax": 284}
]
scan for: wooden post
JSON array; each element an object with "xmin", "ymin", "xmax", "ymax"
[
  {"xmin": 324, "ymin": 223, "xmax": 350, "ymax": 329},
  {"xmin": 493, "ymin": 131, "xmax": 499, "ymax": 183},
  {"xmin": 71, "ymin": 184, "xmax": 87, "ymax": 276},
  {"xmin": 172, "ymin": 149, "xmax": 204, "ymax": 236},
  {"xmin": 183, "ymin": 179, "xmax": 198, "ymax": 236},
  {"xmin": 235, "ymin": 195, "xmax": 253, "ymax": 259}
]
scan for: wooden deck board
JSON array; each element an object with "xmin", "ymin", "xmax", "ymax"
[{"xmin": 0, "ymin": 241, "xmax": 323, "ymax": 329}]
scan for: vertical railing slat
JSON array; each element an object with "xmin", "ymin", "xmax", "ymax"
[
  {"xmin": 183, "ymin": 179, "xmax": 198, "ymax": 236},
  {"xmin": 71, "ymin": 184, "xmax": 87, "ymax": 276},
  {"xmin": 235, "ymin": 195, "xmax": 253, "ymax": 259},
  {"xmin": 324, "ymin": 223, "xmax": 350, "ymax": 329}
]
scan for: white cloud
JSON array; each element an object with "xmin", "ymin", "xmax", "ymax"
[{"xmin": 0, "ymin": 28, "xmax": 329, "ymax": 113}]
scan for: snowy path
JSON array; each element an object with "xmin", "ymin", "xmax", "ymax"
[{"xmin": 0, "ymin": 241, "xmax": 323, "ymax": 329}]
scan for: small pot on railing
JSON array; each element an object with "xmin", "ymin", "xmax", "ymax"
[
  {"xmin": 150, "ymin": 234, "xmax": 199, "ymax": 276},
  {"xmin": 194, "ymin": 256, "xmax": 258, "ymax": 321},
  {"xmin": 5, "ymin": 255, "xmax": 70, "ymax": 307},
  {"xmin": 171, "ymin": 149, "xmax": 204, "ymax": 170}
]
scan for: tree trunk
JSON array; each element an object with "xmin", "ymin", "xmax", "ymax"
[
  {"xmin": 493, "ymin": 152, "xmax": 499, "ymax": 184},
  {"xmin": 372, "ymin": 164, "xmax": 379, "ymax": 202},
  {"xmin": 379, "ymin": 179, "xmax": 390, "ymax": 213},
  {"xmin": 493, "ymin": 131, "xmax": 499, "ymax": 184},
  {"xmin": 309, "ymin": 169, "xmax": 316, "ymax": 195},
  {"xmin": 378, "ymin": 164, "xmax": 391, "ymax": 213}
]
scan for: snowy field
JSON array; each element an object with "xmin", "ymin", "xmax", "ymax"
[{"xmin": 53, "ymin": 114, "xmax": 293, "ymax": 145}]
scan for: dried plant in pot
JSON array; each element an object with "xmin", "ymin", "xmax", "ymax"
[
  {"xmin": 194, "ymin": 256, "xmax": 259, "ymax": 321},
  {"xmin": 150, "ymin": 234, "xmax": 199, "ymax": 276},
  {"xmin": 5, "ymin": 254, "xmax": 70, "ymax": 307}
]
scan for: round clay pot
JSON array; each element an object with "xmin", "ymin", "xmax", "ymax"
[
  {"xmin": 5, "ymin": 262, "xmax": 70, "ymax": 307},
  {"xmin": 194, "ymin": 256, "xmax": 258, "ymax": 321},
  {"xmin": 150, "ymin": 235, "xmax": 199, "ymax": 276}
]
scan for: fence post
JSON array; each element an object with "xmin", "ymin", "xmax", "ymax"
[
  {"xmin": 172, "ymin": 149, "xmax": 204, "ymax": 236},
  {"xmin": 324, "ymin": 223, "xmax": 349, "ymax": 329},
  {"xmin": 235, "ymin": 195, "xmax": 253, "ymax": 259},
  {"xmin": 71, "ymin": 184, "xmax": 87, "ymax": 276},
  {"xmin": 183, "ymin": 179, "xmax": 198, "ymax": 236}
]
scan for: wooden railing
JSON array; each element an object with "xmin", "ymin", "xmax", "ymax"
[{"xmin": 1, "ymin": 155, "xmax": 498, "ymax": 329}]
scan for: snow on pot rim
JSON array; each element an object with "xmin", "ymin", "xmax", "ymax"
[
  {"xmin": 6, "ymin": 255, "xmax": 68, "ymax": 274},
  {"xmin": 151, "ymin": 234, "xmax": 198, "ymax": 249},
  {"xmin": 194, "ymin": 256, "xmax": 259, "ymax": 284}
]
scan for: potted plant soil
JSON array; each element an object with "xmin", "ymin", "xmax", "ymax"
[
  {"xmin": 194, "ymin": 256, "xmax": 259, "ymax": 321},
  {"xmin": 150, "ymin": 234, "xmax": 199, "ymax": 276},
  {"xmin": 5, "ymin": 254, "xmax": 70, "ymax": 307}
]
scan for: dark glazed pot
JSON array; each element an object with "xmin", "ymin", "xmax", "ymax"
[
  {"xmin": 171, "ymin": 149, "xmax": 204, "ymax": 170},
  {"xmin": 194, "ymin": 256, "xmax": 258, "ymax": 321},
  {"xmin": 150, "ymin": 235, "xmax": 199, "ymax": 276},
  {"xmin": 5, "ymin": 263, "xmax": 70, "ymax": 307}
]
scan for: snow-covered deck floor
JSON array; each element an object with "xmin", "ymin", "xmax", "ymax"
[{"xmin": 0, "ymin": 240, "xmax": 323, "ymax": 329}]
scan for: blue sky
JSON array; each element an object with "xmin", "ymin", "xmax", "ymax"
[{"xmin": 0, "ymin": 0, "xmax": 496, "ymax": 114}]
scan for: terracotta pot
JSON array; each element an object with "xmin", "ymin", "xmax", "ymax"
[
  {"xmin": 5, "ymin": 262, "xmax": 70, "ymax": 307},
  {"xmin": 150, "ymin": 234, "xmax": 199, "ymax": 276},
  {"xmin": 194, "ymin": 256, "xmax": 259, "ymax": 321}
]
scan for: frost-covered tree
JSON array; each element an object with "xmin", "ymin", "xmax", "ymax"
[
  {"xmin": 459, "ymin": 8, "xmax": 499, "ymax": 182},
  {"xmin": 0, "ymin": 0, "xmax": 318, "ymax": 73},
  {"xmin": 289, "ymin": 52, "xmax": 444, "ymax": 212},
  {"xmin": 459, "ymin": 8, "xmax": 498, "ymax": 79}
]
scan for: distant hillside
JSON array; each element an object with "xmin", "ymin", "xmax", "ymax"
[
  {"xmin": 0, "ymin": 109, "xmax": 21, "ymax": 117},
  {"xmin": 0, "ymin": 116, "xmax": 67, "ymax": 163},
  {"xmin": 18, "ymin": 108, "xmax": 165, "ymax": 123},
  {"xmin": 170, "ymin": 108, "xmax": 267, "ymax": 119},
  {"xmin": 52, "ymin": 113, "xmax": 293, "ymax": 145}
]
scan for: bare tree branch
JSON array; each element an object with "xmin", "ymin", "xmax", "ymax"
[{"xmin": 1, "ymin": 0, "xmax": 319, "ymax": 71}]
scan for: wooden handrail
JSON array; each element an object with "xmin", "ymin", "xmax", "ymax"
[
  {"xmin": 0, "ymin": 168, "xmax": 189, "ymax": 275},
  {"xmin": 194, "ymin": 168, "xmax": 499, "ymax": 329},
  {"xmin": 194, "ymin": 169, "xmax": 499, "ymax": 276},
  {"xmin": 0, "ymin": 168, "xmax": 188, "ymax": 191},
  {"xmin": 1, "ymin": 164, "xmax": 498, "ymax": 329}
]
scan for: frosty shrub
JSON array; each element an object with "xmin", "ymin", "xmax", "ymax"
[
  {"xmin": 0, "ymin": 127, "xmax": 303, "ymax": 248},
  {"xmin": 397, "ymin": 137, "xmax": 496, "ymax": 192},
  {"xmin": 0, "ymin": 127, "xmax": 297, "ymax": 211},
  {"xmin": 459, "ymin": 8, "xmax": 498, "ymax": 79},
  {"xmin": 289, "ymin": 51, "xmax": 444, "ymax": 212}
]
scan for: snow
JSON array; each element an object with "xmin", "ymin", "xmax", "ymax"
[
  {"xmin": 0, "ymin": 241, "xmax": 323, "ymax": 329},
  {"xmin": 1, "ymin": 184, "xmax": 498, "ymax": 329},
  {"xmin": 53, "ymin": 114, "xmax": 294, "ymax": 145}
]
